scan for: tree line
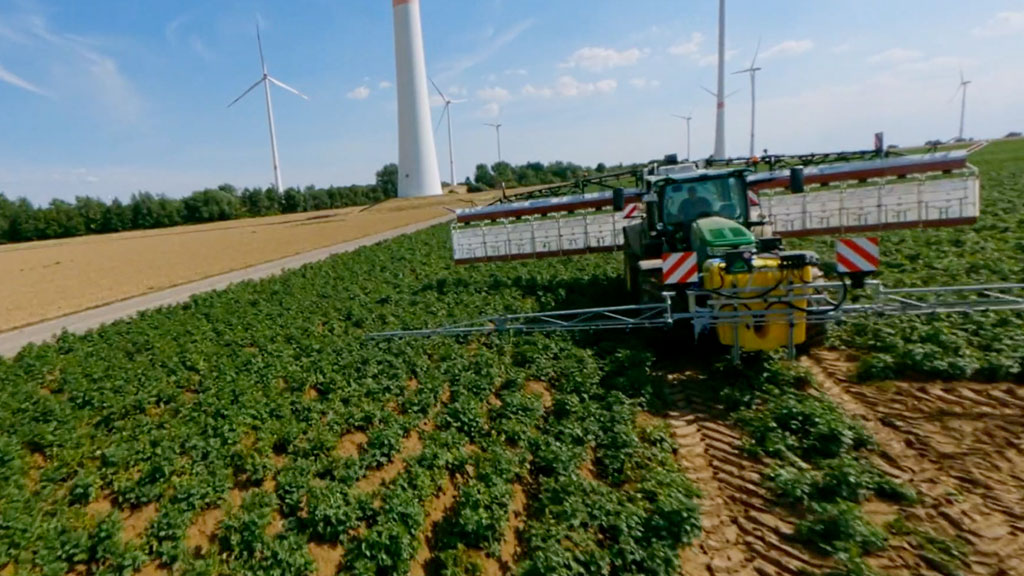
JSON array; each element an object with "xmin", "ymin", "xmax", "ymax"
[
  {"xmin": 0, "ymin": 164, "xmax": 401, "ymax": 244},
  {"xmin": 467, "ymin": 160, "xmax": 614, "ymax": 191},
  {"xmin": 0, "ymin": 160, "xmax": 621, "ymax": 245}
]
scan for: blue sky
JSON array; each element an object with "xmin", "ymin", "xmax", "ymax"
[{"xmin": 0, "ymin": 0, "xmax": 1022, "ymax": 204}]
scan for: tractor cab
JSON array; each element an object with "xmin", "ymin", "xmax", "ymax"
[{"xmin": 648, "ymin": 169, "xmax": 756, "ymax": 259}]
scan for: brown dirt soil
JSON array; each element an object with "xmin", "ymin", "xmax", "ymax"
[
  {"xmin": 185, "ymin": 508, "xmax": 223, "ymax": 552},
  {"xmin": 355, "ymin": 430, "xmax": 423, "ymax": 492},
  {"xmin": 134, "ymin": 561, "xmax": 169, "ymax": 576},
  {"xmin": 524, "ymin": 380, "xmax": 552, "ymax": 409},
  {"xmin": 0, "ymin": 191, "xmax": 509, "ymax": 332},
  {"xmin": 122, "ymin": 503, "xmax": 158, "ymax": 541},
  {"xmin": 664, "ymin": 373, "xmax": 834, "ymax": 576},
  {"xmin": 806, "ymin": 350, "xmax": 1024, "ymax": 575},
  {"xmin": 335, "ymin": 431, "xmax": 368, "ymax": 458},
  {"xmin": 409, "ymin": 477, "xmax": 459, "ymax": 576},
  {"xmin": 497, "ymin": 484, "xmax": 527, "ymax": 572},
  {"xmin": 308, "ymin": 542, "xmax": 343, "ymax": 576},
  {"xmin": 85, "ymin": 496, "xmax": 113, "ymax": 519}
]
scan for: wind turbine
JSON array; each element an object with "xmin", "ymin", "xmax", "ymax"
[
  {"xmin": 952, "ymin": 70, "xmax": 971, "ymax": 141},
  {"xmin": 430, "ymin": 78, "xmax": 466, "ymax": 188},
  {"xmin": 671, "ymin": 113, "xmax": 693, "ymax": 160},
  {"xmin": 712, "ymin": 0, "xmax": 727, "ymax": 159},
  {"xmin": 484, "ymin": 122, "xmax": 503, "ymax": 163},
  {"xmin": 228, "ymin": 23, "xmax": 308, "ymax": 194},
  {"xmin": 733, "ymin": 39, "xmax": 762, "ymax": 158}
]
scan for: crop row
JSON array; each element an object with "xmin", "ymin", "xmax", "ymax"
[{"xmin": 0, "ymin": 223, "xmax": 697, "ymax": 576}]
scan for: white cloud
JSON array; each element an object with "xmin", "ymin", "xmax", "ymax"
[
  {"xmin": 521, "ymin": 77, "xmax": 617, "ymax": 99},
  {"xmin": 346, "ymin": 85, "xmax": 370, "ymax": 100},
  {"xmin": 19, "ymin": 14, "xmax": 143, "ymax": 121},
  {"xmin": 972, "ymin": 11, "xmax": 1024, "ymax": 37},
  {"xmin": 629, "ymin": 77, "xmax": 660, "ymax": 90},
  {"xmin": 437, "ymin": 19, "xmax": 534, "ymax": 80},
  {"xmin": 504, "ymin": 68, "xmax": 528, "ymax": 76},
  {"xmin": 668, "ymin": 33, "xmax": 704, "ymax": 56},
  {"xmin": 554, "ymin": 75, "xmax": 617, "ymax": 97},
  {"xmin": 0, "ymin": 62, "xmax": 48, "ymax": 96},
  {"xmin": 561, "ymin": 47, "xmax": 647, "ymax": 72},
  {"xmin": 521, "ymin": 83, "xmax": 553, "ymax": 98},
  {"xmin": 480, "ymin": 102, "xmax": 501, "ymax": 118},
  {"xmin": 697, "ymin": 49, "xmax": 738, "ymax": 67},
  {"xmin": 760, "ymin": 40, "xmax": 813, "ymax": 60},
  {"xmin": 477, "ymin": 86, "xmax": 510, "ymax": 102},
  {"xmin": 378, "ymin": 80, "xmax": 393, "ymax": 89},
  {"xmin": 867, "ymin": 48, "xmax": 924, "ymax": 65}
]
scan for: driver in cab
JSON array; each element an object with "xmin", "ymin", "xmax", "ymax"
[{"xmin": 679, "ymin": 185, "xmax": 713, "ymax": 221}]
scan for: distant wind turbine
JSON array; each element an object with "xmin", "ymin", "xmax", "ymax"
[
  {"xmin": 952, "ymin": 70, "xmax": 971, "ymax": 141},
  {"xmin": 430, "ymin": 78, "xmax": 467, "ymax": 188},
  {"xmin": 228, "ymin": 23, "xmax": 309, "ymax": 194},
  {"xmin": 484, "ymin": 122, "xmax": 503, "ymax": 163},
  {"xmin": 671, "ymin": 113, "xmax": 693, "ymax": 160},
  {"xmin": 733, "ymin": 38, "xmax": 762, "ymax": 158}
]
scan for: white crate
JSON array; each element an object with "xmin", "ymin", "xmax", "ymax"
[
  {"xmin": 452, "ymin": 209, "xmax": 637, "ymax": 263},
  {"xmin": 762, "ymin": 175, "xmax": 979, "ymax": 236}
]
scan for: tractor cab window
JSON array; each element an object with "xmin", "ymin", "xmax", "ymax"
[{"xmin": 661, "ymin": 177, "xmax": 746, "ymax": 225}]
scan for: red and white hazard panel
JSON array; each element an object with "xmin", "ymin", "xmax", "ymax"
[
  {"xmin": 621, "ymin": 204, "xmax": 640, "ymax": 219},
  {"xmin": 835, "ymin": 237, "xmax": 880, "ymax": 273},
  {"xmin": 662, "ymin": 252, "xmax": 698, "ymax": 285}
]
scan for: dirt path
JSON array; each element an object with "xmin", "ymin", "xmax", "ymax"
[
  {"xmin": 664, "ymin": 376, "xmax": 832, "ymax": 576},
  {"xmin": 806, "ymin": 350, "xmax": 1024, "ymax": 575}
]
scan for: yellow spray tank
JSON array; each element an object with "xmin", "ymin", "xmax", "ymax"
[{"xmin": 701, "ymin": 253, "xmax": 817, "ymax": 351}]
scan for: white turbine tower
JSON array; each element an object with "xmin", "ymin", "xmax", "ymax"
[
  {"xmin": 671, "ymin": 113, "xmax": 693, "ymax": 160},
  {"xmin": 430, "ymin": 78, "xmax": 466, "ymax": 189},
  {"xmin": 228, "ymin": 23, "xmax": 308, "ymax": 194},
  {"xmin": 484, "ymin": 122, "xmax": 503, "ymax": 163},
  {"xmin": 712, "ymin": 0, "xmax": 727, "ymax": 159},
  {"xmin": 953, "ymin": 70, "xmax": 971, "ymax": 141},
  {"xmin": 393, "ymin": 0, "xmax": 442, "ymax": 198},
  {"xmin": 733, "ymin": 39, "xmax": 762, "ymax": 158}
]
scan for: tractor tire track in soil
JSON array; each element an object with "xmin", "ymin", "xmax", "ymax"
[
  {"xmin": 806, "ymin": 350, "xmax": 1024, "ymax": 576},
  {"xmin": 663, "ymin": 375, "xmax": 832, "ymax": 576}
]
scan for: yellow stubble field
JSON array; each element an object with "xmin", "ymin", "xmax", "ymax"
[{"xmin": 0, "ymin": 191, "xmax": 506, "ymax": 332}]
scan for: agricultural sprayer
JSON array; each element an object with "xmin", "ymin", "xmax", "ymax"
[{"xmin": 375, "ymin": 141, "xmax": 1024, "ymax": 358}]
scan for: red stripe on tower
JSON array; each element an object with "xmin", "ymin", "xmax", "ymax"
[{"xmin": 835, "ymin": 237, "xmax": 880, "ymax": 273}]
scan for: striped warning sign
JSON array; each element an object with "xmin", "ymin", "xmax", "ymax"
[
  {"xmin": 835, "ymin": 237, "xmax": 880, "ymax": 273},
  {"xmin": 622, "ymin": 203, "xmax": 640, "ymax": 218},
  {"xmin": 662, "ymin": 252, "xmax": 699, "ymax": 285}
]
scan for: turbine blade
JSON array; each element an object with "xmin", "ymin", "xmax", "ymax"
[
  {"xmin": 959, "ymin": 68, "xmax": 964, "ymax": 85},
  {"xmin": 435, "ymin": 104, "xmax": 449, "ymax": 133},
  {"xmin": 450, "ymin": 98, "xmax": 468, "ymax": 104},
  {"xmin": 228, "ymin": 78, "xmax": 265, "ymax": 107},
  {"xmin": 701, "ymin": 85, "xmax": 717, "ymax": 97},
  {"xmin": 726, "ymin": 88, "xmax": 741, "ymax": 99},
  {"xmin": 751, "ymin": 37, "xmax": 761, "ymax": 68},
  {"xmin": 949, "ymin": 83, "xmax": 962, "ymax": 103},
  {"xmin": 429, "ymin": 77, "xmax": 445, "ymax": 100},
  {"xmin": 256, "ymin": 22, "xmax": 266, "ymax": 73},
  {"xmin": 268, "ymin": 76, "xmax": 309, "ymax": 100}
]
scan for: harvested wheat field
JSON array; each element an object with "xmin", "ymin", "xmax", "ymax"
[{"xmin": 0, "ymin": 191, "xmax": 503, "ymax": 332}]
